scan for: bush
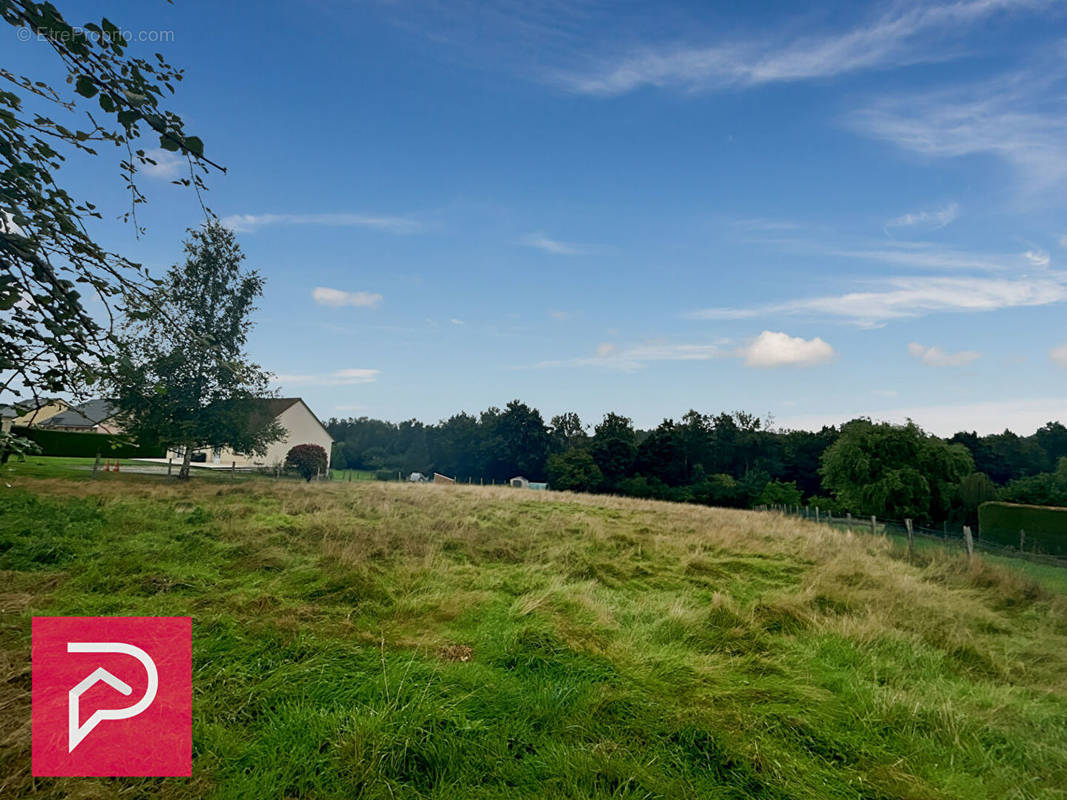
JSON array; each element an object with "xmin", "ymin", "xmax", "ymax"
[
  {"xmin": 546, "ymin": 450, "xmax": 603, "ymax": 493},
  {"xmin": 757, "ymin": 480, "xmax": 803, "ymax": 508},
  {"xmin": 12, "ymin": 425, "xmax": 163, "ymax": 458},
  {"xmin": 375, "ymin": 469, "xmax": 395, "ymax": 482},
  {"xmin": 285, "ymin": 444, "xmax": 328, "ymax": 482},
  {"xmin": 978, "ymin": 501, "xmax": 1067, "ymax": 556}
]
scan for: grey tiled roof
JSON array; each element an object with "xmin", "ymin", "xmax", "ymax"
[{"xmin": 39, "ymin": 399, "xmax": 119, "ymax": 429}]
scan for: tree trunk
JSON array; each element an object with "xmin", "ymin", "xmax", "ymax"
[{"xmin": 178, "ymin": 445, "xmax": 193, "ymax": 480}]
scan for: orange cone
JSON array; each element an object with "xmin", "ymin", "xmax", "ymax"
[
  {"xmin": 104, "ymin": 459, "xmax": 111, "ymax": 471},
  {"xmin": 113, "ymin": 460, "xmax": 120, "ymax": 473}
]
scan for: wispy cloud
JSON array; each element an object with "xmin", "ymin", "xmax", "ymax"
[
  {"xmin": 534, "ymin": 331, "xmax": 832, "ymax": 371},
  {"xmin": 520, "ymin": 231, "xmax": 598, "ymax": 255},
  {"xmin": 275, "ymin": 368, "xmax": 380, "ymax": 386},
  {"xmin": 1025, "ymin": 249, "xmax": 1051, "ymax": 267},
  {"xmin": 908, "ymin": 342, "xmax": 981, "ymax": 367},
  {"xmin": 139, "ymin": 148, "xmax": 184, "ymax": 180},
  {"xmin": 884, "ymin": 202, "xmax": 959, "ymax": 233},
  {"xmin": 553, "ymin": 0, "xmax": 1045, "ymax": 94},
  {"xmin": 222, "ymin": 212, "xmax": 423, "ymax": 234},
  {"xmin": 687, "ymin": 273, "xmax": 1067, "ymax": 327},
  {"xmin": 535, "ymin": 340, "xmax": 730, "ymax": 371},
  {"xmin": 548, "ymin": 309, "xmax": 575, "ymax": 321},
  {"xmin": 849, "ymin": 68, "xmax": 1067, "ymax": 192},
  {"xmin": 738, "ymin": 331, "xmax": 835, "ymax": 368},
  {"xmin": 312, "ymin": 287, "xmax": 383, "ymax": 308},
  {"xmin": 1051, "ymin": 342, "xmax": 1067, "ymax": 367}
]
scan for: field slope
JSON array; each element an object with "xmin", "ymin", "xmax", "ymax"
[{"xmin": 2, "ymin": 470, "xmax": 1066, "ymax": 799}]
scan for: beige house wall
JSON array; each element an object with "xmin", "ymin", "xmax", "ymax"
[
  {"xmin": 14, "ymin": 401, "xmax": 71, "ymax": 427},
  {"xmin": 178, "ymin": 400, "xmax": 332, "ymax": 470}
]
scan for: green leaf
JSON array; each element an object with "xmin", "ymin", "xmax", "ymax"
[
  {"xmin": 159, "ymin": 135, "xmax": 180, "ymax": 152},
  {"xmin": 75, "ymin": 75, "xmax": 98, "ymax": 99},
  {"xmin": 183, "ymin": 136, "xmax": 204, "ymax": 157}
]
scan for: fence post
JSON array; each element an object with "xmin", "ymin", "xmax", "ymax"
[
  {"xmin": 92, "ymin": 452, "xmax": 100, "ymax": 477},
  {"xmin": 906, "ymin": 518, "xmax": 914, "ymax": 559},
  {"xmin": 815, "ymin": 507, "xmax": 820, "ymax": 523},
  {"xmin": 167, "ymin": 458, "xmax": 173, "ymax": 476},
  {"xmin": 846, "ymin": 512, "xmax": 852, "ymax": 532},
  {"xmin": 1019, "ymin": 529, "xmax": 1026, "ymax": 551},
  {"xmin": 963, "ymin": 525, "xmax": 974, "ymax": 559},
  {"xmin": 871, "ymin": 515, "xmax": 877, "ymax": 536},
  {"xmin": 231, "ymin": 460, "xmax": 236, "ymax": 478}
]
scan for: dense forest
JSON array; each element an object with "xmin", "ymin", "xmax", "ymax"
[{"xmin": 327, "ymin": 401, "xmax": 1067, "ymax": 525}]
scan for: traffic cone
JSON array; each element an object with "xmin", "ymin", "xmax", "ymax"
[
  {"xmin": 113, "ymin": 460, "xmax": 120, "ymax": 473},
  {"xmin": 104, "ymin": 459, "xmax": 111, "ymax": 472}
]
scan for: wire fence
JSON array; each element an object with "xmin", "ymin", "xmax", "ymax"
[{"xmin": 756, "ymin": 504, "xmax": 1067, "ymax": 569}]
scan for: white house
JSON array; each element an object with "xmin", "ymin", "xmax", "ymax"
[{"xmin": 171, "ymin": 397, "xmax": 333, "ymax": 470}]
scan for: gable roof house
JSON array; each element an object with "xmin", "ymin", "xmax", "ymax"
[
  {"xmin": 170, "ymin": 397, "xmax": 334, "ymax": 470},
  {"xmin": 13, "ymin": 397, "xmax": 72, "ymax": 427},
  {"xmin": 38, "ymin": 400, "xmax": 124, "ymax": 434}
]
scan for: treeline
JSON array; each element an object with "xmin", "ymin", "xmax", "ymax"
[{"xmin": 326, "ymin": 401, "xmax": 1067, "ymax": 523}]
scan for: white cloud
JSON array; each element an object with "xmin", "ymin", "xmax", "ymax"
[
  {"xmin": 1024, "ymin": 249, "xmax": 1051, "ymax": 267},
  {"xmin": 1059, "ymin": 235, "xmax": 1067, "ymax": 248},
  {"xmin": 907, "ymin": 342, "xmax": 981, "ymax": 367},
  {"xmin": 738, "ymin": 331, "xmax": 834, "ymax": 368},
  {"xmin": 450, "ymin": 318, "xmax": 465, "ymax": 325},
  {"xmin": 595, "ymin": 342, "xmax": 617, "ymax": 357},
  {"xmin": 275, "ymin": 368, "xmax": 380, "ymax": 386},
  {"xmin": 548, "ymin": 310, "xmax": 574, "ymax": 321},
  {"xmin": 554, "ymin": 0, "xmax": 1045, "ymax": 94},
  {"xmin": 312, "ymin": 287, "xmax": 383, "ymax": 308},
  {"xmin": 1051, "ymin": 342, "xmax": 1067, "ymax": 367},
  {"xmin": 221, "ymin": 213, "xmax": 422, "ymax": 234},
  {"xmin": 885, "ymin": 202, "xmax": 959, "ymax": 232},
  {"xmin": 688, "ymin": 273, "xmax": 1067, "ymax": 327},
  {"xmin": 139, "ymin": 148, "xmax": 183, "ymax": 180},
  {"xmin": 520, "ymin": 232, "xmax": 596, "ymax": 255}
]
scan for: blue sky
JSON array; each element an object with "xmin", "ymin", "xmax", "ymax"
[{"xmin": 14, "ymin": 0, "xmax": 1067, "ymax": 434}]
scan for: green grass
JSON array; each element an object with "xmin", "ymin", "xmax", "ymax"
[
  {"xmin": 1, "ymin": 467, "xmax": 1065, "ymax": 799},
  {"xmin": 330, "ymin": 468, "xmax": 379, "ymax": 482}
]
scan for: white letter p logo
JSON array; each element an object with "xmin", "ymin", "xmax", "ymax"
[{"xmin": 67, "ymin": 642, "xmax": 159, "ymax": 752}]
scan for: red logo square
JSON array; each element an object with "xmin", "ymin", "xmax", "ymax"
[{"xmin": 32, "ymin": 616, "xmax": 191, "ymax": 777}]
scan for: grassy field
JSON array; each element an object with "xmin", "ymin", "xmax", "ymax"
[{"xmin": 1, "ymin": 461, "xmax": 1066, "ymax": 799}]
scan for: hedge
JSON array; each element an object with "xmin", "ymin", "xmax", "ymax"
[
  {"xmin": 12, "ymin": 426, "xmax": 164, "ymax": 459},
  {"xmin": 978, "ymin": 501, "xmax": 1067, "ymax": 556}
]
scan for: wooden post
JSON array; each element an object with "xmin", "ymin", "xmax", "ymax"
[
  {"xmin": 167, "ymin": 458, "xmax": 173, "ymax": 476},
  {"xmin": 906, "ymin": 518, "xmax": 914, "ymax": 559},
  {"xmin": 815, "ymin": 507, "xmax": 820, "ymax": 523},
  {"xmin": 828, "ymin": 510, "xmax": 833, "ymax": 526},
  {"xmin": 963, "ymin": 525, "xmax": 974, "ymax": 558},
  {"xmin": 1019, "ymin": 529, "xmax": 1026, "ymax": 551},
  {"xmin": 92, "ymin": 453, "xmax": 100, "ymax": 476},
  {"xmin": 846, "ymin": 512, "xmax": 852, "ymax": 532},
  {"xmin": 231, "ymin": 461, "xmax": 236, "ymax": 478},
  {"xmin": 871, "ymin": 515, "xmax": 877, "ymax": 536}
]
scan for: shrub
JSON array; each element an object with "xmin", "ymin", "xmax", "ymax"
[
  {"xmin": 374, "ymin": 469, "xmax": 395, "ymax": 482},
  {"xmin": 12, "ymin": 425, "xmax": 163, "ymax": 459},
  {"xmin": 546, "ymin": 449, "xmax": 603, "ymax": 493},
  {"xmin": 757, "ymin": 480, "xmax": 803, "ymax": 508},
  {"xmin": 285, "ymin": 444, "xmax": 328, "ymax": 482},
  {"xmin": 978, "ymin": 501, "xmax": 1067, "ymax": 556}
]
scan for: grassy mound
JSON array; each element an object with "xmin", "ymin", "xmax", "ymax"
[{"xmin": 1, "ymin": 469, "xmax": 1065, "ymax": 799}]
